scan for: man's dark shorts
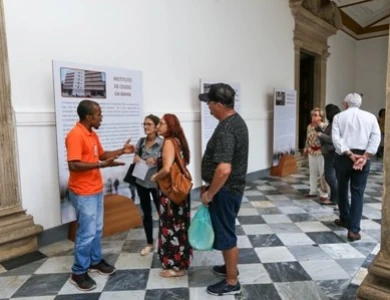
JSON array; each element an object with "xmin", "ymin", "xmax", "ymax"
[{"xmin": 209, "ymin": 188, "xmax": 242, "ymax": 251}]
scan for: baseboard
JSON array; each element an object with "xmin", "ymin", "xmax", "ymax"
[
  {"xmin": 189, "ymin": 167, "xmax": 271, "ymax": 203},
  {"xmin": 246, "ymin": 168, "xmax": 271, "ymax": 182},
  {"xmin": 38, "ymin": 223, "xmax": 69, "ymax": 247},
  {"xmin": 37, "ymin": 168, "xmax": 270, "ymax": 248}
]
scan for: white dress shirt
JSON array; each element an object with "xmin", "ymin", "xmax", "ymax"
[{"xmin": 332, "ymin": 107, "xmax": 381, "ymax": 155}]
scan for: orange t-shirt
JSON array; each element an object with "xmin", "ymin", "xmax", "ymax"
[{"xmin": 66, "ymin": 122, "xmax": 104, "ymax": 195}]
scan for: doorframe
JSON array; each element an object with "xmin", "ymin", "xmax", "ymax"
[
  {"xmin": 290, "ymin": 1, "xmax": 339, "ymax": 149},
  {"xmin": 298, "ymin": 50, "xmax": 316, "ymax": 150}
]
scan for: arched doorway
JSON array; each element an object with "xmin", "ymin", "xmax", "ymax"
[{"xmin": 290, "ymin": 0, "xmax": 340, "ymax": 151}]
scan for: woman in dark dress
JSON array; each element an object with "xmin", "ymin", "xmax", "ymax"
[
  {"xmin": 150, "ymin": 114, "xmax": 192, "ymax": 278},
  {"xmin": 316, "ymin": 104, "xmax": 341, "ymax": 205}
]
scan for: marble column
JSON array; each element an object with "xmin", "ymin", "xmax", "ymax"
[
  {"xmin": 0, "ymin": 0, "xmax": 42, "ymax": 262},
  {"xmin": 356, "ymin": 34, "xmax": 390, "ymax": 299}
]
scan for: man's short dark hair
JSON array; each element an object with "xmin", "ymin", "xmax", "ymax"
[{"xmin": 77, "ymin": 100, "xmax": 99, "ymax": 121}]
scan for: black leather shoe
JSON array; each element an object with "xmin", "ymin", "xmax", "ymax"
[
  {"xmin": 348, "ymin": 231, "xmax": 361, "ymax": 242},
  {"xmin": 334, "ymin": 219, "xmax": 349, "ymax": 230}
]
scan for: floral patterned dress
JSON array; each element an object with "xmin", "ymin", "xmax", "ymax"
[{"xmin": 157, "ymin": 151, "xmax": 192, "ymax": 270}]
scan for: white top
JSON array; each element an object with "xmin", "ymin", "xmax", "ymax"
[{"xmin": 332, "ymin": 107, "xmax": 381, "ymax": 155}]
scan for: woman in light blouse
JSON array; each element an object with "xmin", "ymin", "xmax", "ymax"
[{"xmin": 134, "ymin": 114, "xmax": 163, "ymax": 256}]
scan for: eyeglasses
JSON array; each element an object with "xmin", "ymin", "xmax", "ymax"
[{"xmin": 141, "ymin": 122, "xmax": 155, "ymax": 127}]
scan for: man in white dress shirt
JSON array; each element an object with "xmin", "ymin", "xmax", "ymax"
[{"xmin": 332, "ymin": 93, "xmax": 381, "ymax": 241}]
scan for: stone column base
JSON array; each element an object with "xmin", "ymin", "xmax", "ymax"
[
  {"xmin": 357, "ymin": 252, "xmax": 390, "ymax": 300},
  {"xmin": 0, "ymin": 206, "xmax": 43, "ymax": 262}
]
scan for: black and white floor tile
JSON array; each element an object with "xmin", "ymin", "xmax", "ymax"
[{"xmin": 0, "ymin": 160, "xmax": 383, "ymax": 299}]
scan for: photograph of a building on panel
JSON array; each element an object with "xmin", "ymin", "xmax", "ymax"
[{"xmin": 61, "ymin": 67, "xmax": 106, "ymax": 98}]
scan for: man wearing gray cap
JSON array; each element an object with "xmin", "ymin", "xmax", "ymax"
[
  {"xmin": 332, "ymin": 93, "xmax": 381, "ymax": 241},
  {"xmin": 199, "ymin": 83, "xmax": 248, "ymax": 296}
]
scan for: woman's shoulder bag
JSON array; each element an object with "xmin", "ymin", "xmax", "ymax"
[{"xmin": 157, "ymin": 138, "xmax": 192, "ymax": 205}]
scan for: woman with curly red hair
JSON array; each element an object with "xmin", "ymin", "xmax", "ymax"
[{"xmin": 150, "ymin": 114, "xmax": 192, "ymax": 278}]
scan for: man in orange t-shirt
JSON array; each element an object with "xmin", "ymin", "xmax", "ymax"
[{"xmin": 66, "ymin": 100, "xmax": 135, "ymax": 291}]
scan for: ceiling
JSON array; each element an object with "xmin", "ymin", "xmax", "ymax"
[{"xmin": 333, "ymin": 0, "xmax": 390, "ymax": 39}]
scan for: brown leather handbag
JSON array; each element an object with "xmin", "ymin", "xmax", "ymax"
[{"xmin": 157, "ymin": 138, "xmax": 193, "ymax": 205}]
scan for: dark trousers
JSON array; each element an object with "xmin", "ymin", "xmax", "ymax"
[
  {"xmin": 324, "ymin": 153, "xmax": 338, "ymax": 204},
  {"xmin": 129, "ymin": 184, "xmax": 136, "ymax": 200},
  {"xmin": 136, "ymin": 184, "xmax": 159, "ymax": 244},
  {"xmin": 336, "ymin": 154, "xmax": 370, "ymax": 233},
  {"xmin": 377, "ymin": 133, "xmax": 384, "ymax": 157}
]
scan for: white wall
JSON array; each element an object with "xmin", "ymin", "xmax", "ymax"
[
  {"xmin": 356, "ymin": 36, "xmax": 388, "ymax": 115},
  {"xmin": 327, "ymin": 31, "xmax": 357, "ymax": 107},
  {"xmin": 4, "ymin": 0, "xmax": 295, "ymax": 229},
  {"xmin": 327, "ymin": 32, "xmax": 388, "ymax": 115}
]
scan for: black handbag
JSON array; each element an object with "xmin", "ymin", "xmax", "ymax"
[{"xmin": 123, "ymin": 137, "xmax": 145, "ymax": 185}]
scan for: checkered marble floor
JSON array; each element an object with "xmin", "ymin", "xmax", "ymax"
[{"xmin": 0, "ymin": 160, "xmax": 383, "ymax": 300}]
